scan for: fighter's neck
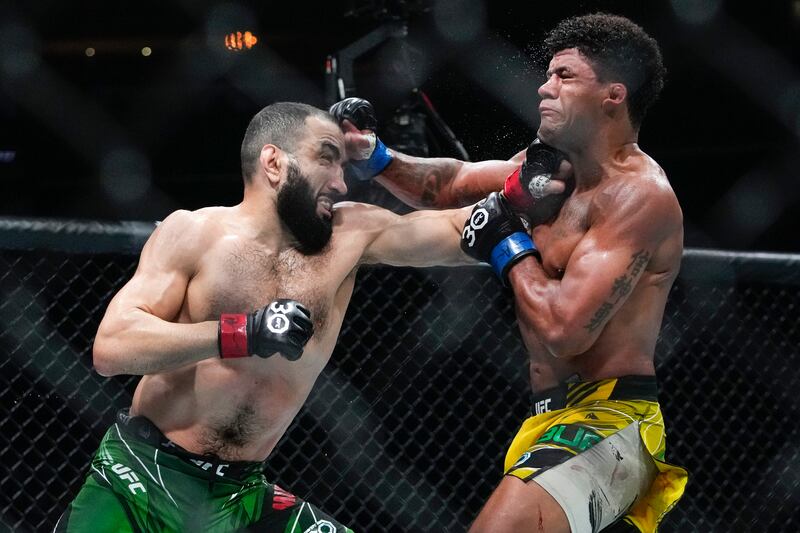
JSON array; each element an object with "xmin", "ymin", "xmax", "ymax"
[
  {"xmin": 564, "ymin": 129, "xmax": 639, "ymax": 189},
  {"xmin": 234, "ymin": 196, "xmax": 298, "ymax": 251}
]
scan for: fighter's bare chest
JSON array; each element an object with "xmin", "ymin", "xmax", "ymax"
[
  {"xmin": 190, "ymin": 244, "xmax": 335, "ymax": 328},
  {"xmin": 532, "ymin": 194, "xmax": 591, "ymax": 277}
]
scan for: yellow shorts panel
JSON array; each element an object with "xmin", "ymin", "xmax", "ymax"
[{"xmin": 504, "ymin": 377, "xmax": 688, "ymax": 533}]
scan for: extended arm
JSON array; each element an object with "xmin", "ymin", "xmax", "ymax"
[
  {"xmin": 331, "ymin": 97, "xmax": 523, "ymax": 209},
  {"xmin": 345, "ymin": 202, "xmax": 475, "ymax": 267},
  {"xmin": 380, "ymin": 140, "xmax": 571, "ymax": 225},
  {"xmin": 376, "ymin": 151, "xmax": 521, "ymax": 210}
]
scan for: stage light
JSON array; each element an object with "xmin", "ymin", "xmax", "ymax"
[
  {"xmin": 141, "ymin": 47, "xmax": 152, "ymax": 57},
  {"xmin": 224, "ymin": 31, "xmax": 258, "ymax": 51},
  {"xmin": 85, "ymin": 47, "xmax": 95, "ymax": 57}
]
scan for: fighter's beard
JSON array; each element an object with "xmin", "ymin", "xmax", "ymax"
[{"xmin": 276, "ymin": 162, "xmax": 335, "ymax": 255}]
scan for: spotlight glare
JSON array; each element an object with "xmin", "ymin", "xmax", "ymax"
[{"xmin": 224, "ymin": 31, "xmax": 258, "ymax": 51}]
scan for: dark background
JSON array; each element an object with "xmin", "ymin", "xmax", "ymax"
[
  {"xmin": 2, "ymin": 3, "xmax": 800, "ymax": 532},
  {"xmin": 1, "ymin": 0, "xmax": 799, "ymax": 252}
]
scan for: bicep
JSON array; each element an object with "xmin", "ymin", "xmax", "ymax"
[
  {"xmin": 98, "ymin": 216, "xmax": 197, "ymax": 332},
  {"xmin": 104, "ymin": 261, "xmax": 190, "ymax": 324},
  {"xmin": 555, "ymin": 231, "xmax": 653, "ymax": 334},
  {"xmin": 361, "ymin": 207, "xmax": 473, "ymax": 267},
  {"xmin": 559, "ymin": 181, "xmax": 681, "ymax": 327}
]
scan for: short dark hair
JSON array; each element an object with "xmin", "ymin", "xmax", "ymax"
[
  {"xmin": 544, "ymin": 13, "xmax": 666, "ymax": 129},
  {"xmin": 240, "ymin": 102, "xmax": 334, "ymax": 182}
]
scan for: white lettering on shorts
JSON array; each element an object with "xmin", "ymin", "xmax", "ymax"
[
  {"xmin": 188, "ymin": 459, "xmax": 229, "ymax": 477},
  {"xmin": 302, "ymin": 520, "xmax": 336, "ymax": 533},
  {"xmin": 189, "ymin": 459, "xmax": 212, "ymax": 470},
  {"xmin": 111, "ymin": 463, "xmax": 146, "ymax": 495},
  {"xmin": 513, "ymin": 452, "xmax": 531, "ymax": 467},
  {"xmin": 534, "ymin": 398, "xmax": 552, "ymax": 415}
]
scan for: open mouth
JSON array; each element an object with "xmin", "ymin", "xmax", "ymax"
[{"xmin": 317, "ymin": 196, "xmax": 333, "ymax": 217}]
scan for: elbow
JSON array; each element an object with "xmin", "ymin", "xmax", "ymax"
[
  {"xmin": 514, "ymin": 290, "xmax": 598, "ymax": 359},
  {"xmin": 540, "ymin": 329, "xmax": 578, "ymax": 359},
  {"xmin": 92, "ymin": 336, "xmax": 121, "ymax": 377},
  {"xmin": 543, "ymin": 335, "xmax": 590, "ymax": 359},
  {"xmin": 538, "ymin": 318, "xmax": 596, "ymax": 360}
]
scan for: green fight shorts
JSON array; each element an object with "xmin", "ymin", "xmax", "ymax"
[{"xmin": 55, "ymin": 409, "xmax": 354, "ymax": 533}]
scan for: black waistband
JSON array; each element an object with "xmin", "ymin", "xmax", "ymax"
[
  {"xmin": 530, "ymin": 375, "xmax": 659, "ymax": 416},
  {"xmin": 116, "ymin": 409, "xmax": 265, "ymax": 480}
]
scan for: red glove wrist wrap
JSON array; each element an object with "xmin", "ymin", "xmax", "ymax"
[
  {"xmin": 219, "ymin": 314, "xmax": 249, "ymax": 358},
  {"xmin": 503, "ymin": 167, "xmax": 536, "ymax": 211}
]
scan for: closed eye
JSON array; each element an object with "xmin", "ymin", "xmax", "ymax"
[
  {"xmin": 545, "ymin": 67, "xmax": 573, "ymax": 81},
  {"xmin": 319, "ymin": 142, "xmax": 341, "ymax": 164}
]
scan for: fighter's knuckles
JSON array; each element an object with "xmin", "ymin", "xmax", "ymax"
[
  {"xmin": 545, "ymin": 180, "xmax": 566, "ymax": 195},
  {"xmin": 552, "ymin": 159, "xmax": 573, "ymax": 182},
  {"xmin": 329, "ymin": 97, "xmax": 378, "ymax": 131},
  {"xmin": 340, "ymin": 119, "xmax": 360, "ymax": 133}
]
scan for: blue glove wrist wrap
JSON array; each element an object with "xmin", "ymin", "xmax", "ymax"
[
  {"xmin": 490, "ymin": 232, "xmax": 537, "ymax": 281},
  {"xmin": 352, "ymin": 138, "xmax": 393, "ymax": 180}
]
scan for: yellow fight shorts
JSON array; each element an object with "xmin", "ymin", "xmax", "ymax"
[{"xmin": 504, "ymin": 375, "xmax": 688, "ymax": 533}]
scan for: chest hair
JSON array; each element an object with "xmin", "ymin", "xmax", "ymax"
[{"xmin": 205, "ymin": 244, "xmax": 331, "ymax": 331}]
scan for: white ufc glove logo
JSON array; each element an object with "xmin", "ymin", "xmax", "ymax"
[
  {"xmin": 462, "ymin": 207, "xmax": 489, "ymax": 248},
  {"xmin": 267, "ymin": 301, "xmax": 291, "ymax": 334}
]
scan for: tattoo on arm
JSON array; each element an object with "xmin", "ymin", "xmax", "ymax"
[
  {"xmin": 382, "ymin": 159, "xmax": 459, "ymax": 207},
  {"xmin": 584, "ymin": 249, "xmax": 651, "ymax": 332}
]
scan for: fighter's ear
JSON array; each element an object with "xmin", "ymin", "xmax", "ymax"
[
  {"xmin": 259, "ymin": 144, "xmax": 282, "ymax": 186},
  {"xmin": 602, "ymin": 83, "xmax": 627, "ymax": 114}
]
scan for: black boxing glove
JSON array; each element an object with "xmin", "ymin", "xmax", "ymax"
[
  {"xmin": 218, "ymin": 299, "xmax": 313, "ymax": 361},
  {"xmin": 329, "ymin": 97, "xmax": 393, "ymax": 181},
  {"xmin": 503, "ymin": 139, "xmax": 565, "ymax": 213},
  {"xmin": 460, "ymin": 192, "xmax": 540, "ymax": 285}
]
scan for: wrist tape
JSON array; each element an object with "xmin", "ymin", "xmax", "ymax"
[
  {"xmin": 351, "ymin": 137, "xmax": 393, "ymax": 180},
  {"xmin": 503, "ymin": 168, "xmax": 536, "ymax": 210},
  {"xmin": 218, "ymin": 314, "xmax": 249, "ymax": 358},
  {"xmin": 490, "ymin": 232, "xmax": 540, "ymax": 284}
]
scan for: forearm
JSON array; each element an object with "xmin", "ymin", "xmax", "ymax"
[
  {"xmin": 508, "ymin": 259, "xmax": 594, "ymax": 358},
  {"xmin": 376, "ymin": 152, "xmax": 463, "ymax": 209},
  {"xmin": 361, "ymin": 205, "xmax": 476, "ymax": 267},
  {"xmin": 378, "ymin": 151, "xmax": 518, "ymax": 210},
  {"xmin": 432, "ymin": 207, "xmax": 478, "ymax": 266},
  {"xmin": 93, "ymin": 311, "xmax": 218, "ymax": 376}
]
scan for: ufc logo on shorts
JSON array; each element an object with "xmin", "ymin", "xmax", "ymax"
[
  {"xmin": 302, "ymin": 520, "xmax": 336, "ymax": 533},
  {"xmin": 534, "ymin": 398, "xmax": 552, "ymax": 415},
  {"xmin": 463, "ymin": 207, "xmax": 489, "ymax": 248},
  {"xmin": 111, "ymin": 463, "xmax": 146, "ymax": 495},
  {"xmin": 189, "ymin": 459, "xmax": 229, "ymax": 477}
]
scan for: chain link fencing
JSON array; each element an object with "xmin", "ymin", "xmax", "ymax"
[{"xmin": 1, "ymin": 218, "xmax": 799, "ymax": 532}]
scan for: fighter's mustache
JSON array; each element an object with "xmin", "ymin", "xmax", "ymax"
[{"xmin": 318, "ymin": 192, "xmax": 346, "ymax": 204}]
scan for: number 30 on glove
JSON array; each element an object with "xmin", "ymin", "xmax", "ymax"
[{"xmin": 460, "ymin": 192, "xmax": 540, "ymax": 285}]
